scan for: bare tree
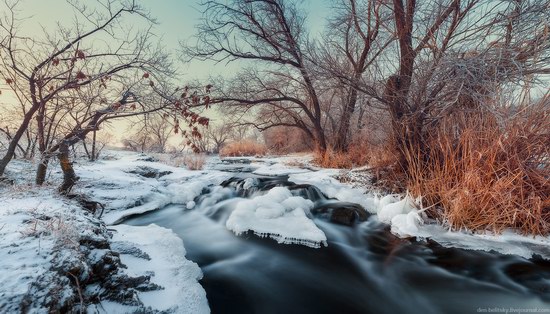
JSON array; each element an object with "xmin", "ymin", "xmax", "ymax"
[
  {"xmin": 321, "ymin": 0, "xmax": 550, "ymax": 167},
  {"xmin": 184, "ymin": 0, "xmax": 330, "ymax": 154},
  {"xmin": 125, "ymin": 113, "xmax": 173, "ymax": 153},
  {"xmin": 82, "ymin": 131, "xmax": 112, "ymax": 161},
  {"xmin": 314, "ymin": 0, "xmax": 390, "ymax": 151},
  {"xmin": 0, "ymin": 0, "xmax": 169, "ymax": 183}
]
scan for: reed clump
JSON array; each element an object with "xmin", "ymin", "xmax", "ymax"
[{"xmin": 405, "ymin": 104, "xmax": 550, "ymax": 235}]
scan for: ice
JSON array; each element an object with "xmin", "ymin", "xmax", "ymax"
[
  {"xmin": 256, "ymin": 203, "xmax": 286, "ymax": 219},
  {"xmin": 378, "ymin": 194, "xmax": 401, "ymax": 209},
  {"xmin": 281, "ymin": 196, "xmax": 314, "ymax": 212},
  {"xmin": 226, "ymin": 187, "xmax": 326, "ymax": 248},
  {"xmin": 242, "ymin": 177, "xmax": 257, "ymax": 189},
  {"xmin": 75, "ymin": 152, "xmax": 231, "ymax": 224},
  {"xmin": 391, "ymin": 211, "xmax": 424, "ymax": 236},
  {"xmin": 289, "ymin": 170, "xmax": 379, "ymax": 212},
  {"xmin": 253, "ymin": 163, "xmax": 311, "ymax": 176},
  {"xmin": 377, "ymin": 195, "xmax": 417, "ymax": 223}
]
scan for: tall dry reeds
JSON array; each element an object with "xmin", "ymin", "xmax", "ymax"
[
  {"xmin": 219, "ymin": 140, "xmax": 267, "ymax": 157},
  {"xmin": 313, "ymin": 140, "xmax": 394, "ymax": 170},
  {"xmin": 405, "ymin": 103, "xmax": 550, "ymax": 235}
]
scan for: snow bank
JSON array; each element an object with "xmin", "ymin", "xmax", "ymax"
[
  {"xmin": 106, "ymin": 224, "xmax": 209, "ymax": 314},
  {"xmin": 226, "ymin": 187, "xmax": 327, "ymax": 248},
  {"xmin": 287, "ymin": 161, "xmax": 545, "ymax": 258}
]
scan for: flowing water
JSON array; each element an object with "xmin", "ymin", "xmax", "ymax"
[{"xmin": 122, "ymin": 165, "xmax": 550, "ymax": 314}]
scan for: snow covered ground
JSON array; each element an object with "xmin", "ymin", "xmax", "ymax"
[
  {"xmin": 0, "ymin": 152, "xmax": 218, "ymax": 313},
  {"xmin": 73, "ymin": 151, "xmax": 231, "ymax": 225},
  {"xmin": 0, "ymin": 189, "xmax": 82, "ymax": 312}
]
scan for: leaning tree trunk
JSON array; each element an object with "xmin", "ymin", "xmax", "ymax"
[
  {"xmin": 58, "ymin": 141, "xmax": 79, "ymax": 195},
  {"xmin": 0, "ymin": 105, "xmax": 41, "ymax": 176},
  {"xmin": 91, "ymin": 129, "xmax": 97, "ymax": 161}
]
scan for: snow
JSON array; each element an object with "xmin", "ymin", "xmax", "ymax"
[
  {"xmin": 104, "ymin": 224, "xmax": 209, "ymax": 314},
  {"xmin": 74, "ymin": 152, "xmax": 231, "ymax": 224},
  {"xmin": 0, "ymin": 188, "xmax": 95, "ymax": 312},
  {"xmin": 226, "ymin": 187, "xmax": 327, "ymax": 248},
  {"xmin": 377, "ymin": 195, "xmax": 418, "ymax": 223},
  {"xmin": 289, "ymin": 170, "xmax": 379, "ymax": 212},
  {"xmin": 284, "ymin": 158, "xmax": 550, "ymax": 258},
  {"xmin": 253, "ymin": 163, "xmax": 311, "ymax": 176}
]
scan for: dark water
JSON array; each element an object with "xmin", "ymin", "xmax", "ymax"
[{"xmin": 122, "ymin": 173, "xmax": 550, "ymax": 314}]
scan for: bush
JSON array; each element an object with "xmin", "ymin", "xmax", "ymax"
[
  {"xmin": 181, "ymin": 154, "xmax": 206, "ymax": 170},
  {"xmin": 405, "ymin": 104, "xmax": 550, "ymax": 235},
  {"xmin": 312, "ymin": 142, "xmax": 390, "ymax": 169},
  {"xmin": 220, "ymin": 140, "xmax": 267, "ymax": 157}
]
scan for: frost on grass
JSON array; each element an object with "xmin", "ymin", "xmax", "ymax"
[{"xmin": 226, "ymin": 187, "xmax": 327, "ymax": 248}]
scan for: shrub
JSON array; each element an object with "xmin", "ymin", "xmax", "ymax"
[
  {"xmin": 405, "ymin": 104, "xmax": 550, "ymax": 235},
  {"xmin": 220, "ymin": 140, "xmax": 267, "ymax": 157},
  {"xmin": 182, "ymin": 154, "xmax": 206, "ymax": 170},
  {"xmin": 312, "ymin": 142, "xmax": 390, "ymax": 169}
]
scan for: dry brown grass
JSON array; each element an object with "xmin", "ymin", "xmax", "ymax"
[
  {"xmin": 220, "ymin": 140, "xmax": 267, "ymax": 157},
  {"xmin": 181, "ymin": 154, "xmax": 206, "ymax": 170},
  {"xmin": 405, "ymin": 104, "xmax": 550, "ymax": 235},
  {"xmin": 313, "ymin": 141, "xmax": 394, "ymax": 169}
]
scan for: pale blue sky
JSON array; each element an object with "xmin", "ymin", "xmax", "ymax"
[{"xmin": 15, "ymin": 0, "xmax": 330, "ymax": 79}]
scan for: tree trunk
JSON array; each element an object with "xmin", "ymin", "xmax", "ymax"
[
  {"xmin": 35, "ymin": 105, "xmax": 48, "ymax": 185},
  {"xmin": 314, "ymin": 122, "xmax": 328, "ymax": 155},
  {"xmin": 58, "ymin": 141, "xmax": 79, "ymax": 194},
  {"xmin": 82, "ymin": 140, "xmax": 91, "ymax": 160},
  {"xmin": 91, "ymin": 129, "xmax": 97, "ymax": 161},
  {"xmin": 334, "ymin": 86, "xmax": 360, "ymax": 152},
  {"xmin": 0, "ymin": 105, "xmax": 41, "ymax": 176},
  {"xmin": 35, "ymin": 156, "xmax": 50, "ymax": 185},
  {"xmin": 384, "ymin": 0, "xmax": 417, "ymax": 170}
]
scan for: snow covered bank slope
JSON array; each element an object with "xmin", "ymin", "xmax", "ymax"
[{"xmin": 95, "ymin": 224, "xmax": 209, "ymax": 314}]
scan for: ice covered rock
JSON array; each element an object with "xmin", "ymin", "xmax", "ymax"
[
  {"xmin": 391, "ymin": 211, "xmax": 424, "ymax": 236},
  {"xmin": 226, "ymin": 187, "xmax": 326, "ymax": 248},
  {"xmin": 377, "ymin": 196, "xmax": 417, "ymax": 223}
]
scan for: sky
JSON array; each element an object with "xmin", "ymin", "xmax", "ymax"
[{"xmin": 12, "ymin": 0, "xmax": 330, "ymax": 79}]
